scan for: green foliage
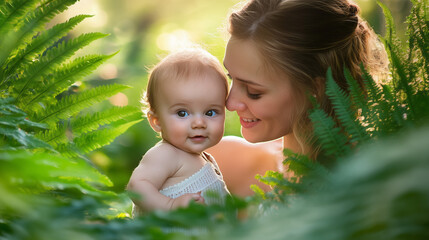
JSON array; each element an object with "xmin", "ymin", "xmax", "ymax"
[
  {"xmin": 0, "ymin": 0, "xmax": 141, "ymax": 238},
  {"xmin": 0, "ymin": 97, "xmax": 51, "ymax": 150},
  {"xmin": 217, "ymin": 126, "xmax": 429, "ymax": 240}
]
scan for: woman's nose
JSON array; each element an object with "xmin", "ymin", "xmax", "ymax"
[
  {"xmin": 226, "ymin": 84, "xmax": 246, "ymax": 112},
  {"xmin": 191, "ymin": 116, "xmax": 206, "ymax": 129}
]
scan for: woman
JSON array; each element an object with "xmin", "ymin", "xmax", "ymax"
[{"xmin": 208, "ymin": 0, "xmax": 388, "ymax": 197}]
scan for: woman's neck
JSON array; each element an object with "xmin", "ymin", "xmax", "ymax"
[{"xmin": 283, "ymin": 133, "xmax": 303, "ymax": 154}]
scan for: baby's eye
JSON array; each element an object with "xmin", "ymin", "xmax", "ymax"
[
  {"xmin": 177, "ymin": 110, "xmax": 189, "ymax": 117},
  {"xmin": 205, "ymin": 110, "xmax": 217, "ymax": 117}
]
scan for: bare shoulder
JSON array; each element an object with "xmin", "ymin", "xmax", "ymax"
[
  {"xmin": 130, "ymin": 142, "xmax": 183, "ymax": 184},
  {"xmin": 142, "ymin": 142, "xmax": 182, "ymax": 164},
  {"xmin": 209, "ymin": 136, "xmax": 283, "ymax": 160},
  {"xmin": 137, "ymin": 142, "xmax": 186, "ymax": 177}
]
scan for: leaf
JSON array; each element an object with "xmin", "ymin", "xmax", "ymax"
[
  {"xmin": 5, "ymin": 14, "xmax": 93, "ymax": 77},
  {"xmin": 0, "ymin": 0, "xmax": 79, "ymax": 69},
  {"xmin": 309, "ymin": 108, "xmax": 350, "ymax": 159},
  {"xmin": 0, "ymin": 150, "xmax": 114, "ymax": 194},
  {"xmin": 70, "ymin": 105, "xmax": 140, "ymax": 135},
  {"xmin": 23, "ymin": 53, "xmax": 117, "ymax": 107},
  {"xmin": 34, "ymin": 84, "xmax": 130, "ymax": 124},
  {"xmin": 72, "ymin": 119, "xmax": 142, "ymax": 155},
  {"xmin": 13, "ymin": 32, "xmax": 109, "ymax": 102},
  {"xmin": 325, "ymin": 68, "xmax": 369, "ymax": 144}
]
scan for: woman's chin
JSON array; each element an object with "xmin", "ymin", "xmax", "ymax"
[
  {"xmin": 241, "ymin": 127, "xmax": 288, "ymax": 143},
  {"xmin": 241, "ymin": 129, "xmax": 268, "ymax": 143}
]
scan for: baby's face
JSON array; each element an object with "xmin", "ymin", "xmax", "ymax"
[{"xmin": 154, "ymin": 71, "xmax": 227, "ymax": 154}]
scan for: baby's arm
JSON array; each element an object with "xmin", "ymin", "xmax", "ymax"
[{"xmin": 127, "ymin": 147, "xmax": 203, "ymax": 211}]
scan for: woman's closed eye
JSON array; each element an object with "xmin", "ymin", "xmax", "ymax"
[
  {"xmin": 177, "ymin": 110, "xmax": 189, "ymax": 117},
  {"xmin": 247, "ymin": 87, "xmax": 262, "ymax": 99}
]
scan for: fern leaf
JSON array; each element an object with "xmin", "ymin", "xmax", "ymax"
[
  {"xmin": 34, "ymin": 84, "xmax": 130, "ymax": 124},
  {"xmin": 0, "ymin": 98, "xmax": 51, "ymax": 150},
  {"xmin": 360, "ymin": 65, "xmax": 400, "ymax": 135},
  {"xmin": 72, "ymin": 119, "xmax": 142, "ymax": 155},
  {"xmin": 1, "ymin": 150, "xmax": 114, "ymax": 194},
  {"xmin": 409, "ymin": 0, "xmax": 429, "ymax": 71},
  {"xmin": 0, "ymin": 0, "xmax": 39, "ymax": 34},
  {"xmin": 326, "ymin": 68, "xmax": 369, "ymax": 144},
  {"xmin": 13, "ymin": 32, "xmax": 109, "ymax": 102},
  {"xmin": 70, "ymin": 106, "xmax": 140, "ymax": 135},
  {"xmin": 344, "ymin": 67, "xmax": 366, "ymax": 112},
  {"xmin": 0, "ymin": 0, "xmax": 79, "ymax": 69},
  {"xmin": 309, "ymin": 108, "xmax": 351, "ymax": 158},
  {"xmin": 378, "ymin": 1, "xmax": 417, "ymax": 121},
  {"xmin": 0, "ymin": 0, "xmax": 40, "ymax": 70},
  {"xmin": 5, "ymin": 14, "xmax": 93, "ymax": 77},
  {"xmin": 23, "ymin": 53, "xmax": 117, "ymax": 107},
  {"xmin": 35, "ymin": 123, "xmax": 69, "ymax": 147}
]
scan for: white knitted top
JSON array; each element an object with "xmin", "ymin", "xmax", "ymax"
[
  {"xmin": 159, "ymin": 152, "xmax": 229, "ymax": 205},
  {"xmin": 133, "ymin": 152, "xmax": 229, "ymax": 216}
]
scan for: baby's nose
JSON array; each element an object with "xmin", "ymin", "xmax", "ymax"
[{"xmin": 191, "ymin": 116, "xmax": 206, "ymax": 129}]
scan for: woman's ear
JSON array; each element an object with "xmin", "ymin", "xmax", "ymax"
[{"xmin": 147, "ymin": 111, "xmax": 162, "ymax": 132}]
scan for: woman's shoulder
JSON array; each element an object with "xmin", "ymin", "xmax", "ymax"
[
  {"xmin": 208, "ymin": 136, "xmax": 283, "ymax": 168},
  {"xmin": 213, "ymin": 135, "xmax": 283, "ymax": 157}
]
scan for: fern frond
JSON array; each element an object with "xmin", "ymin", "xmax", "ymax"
[
  {"xmin": 35, "ymin": 123, "xmax": 69, "ymax": 147},
  {"xmin": 284, "ymin": 149, "xmax": 330, "ymax": 178},
  {"xmin": 1, "ymin": 150, "xmax": 114, "ymax": 194},
  {"xmin": 0, "ymin": 0, "xmax": 78, "ymax": 69},
  {"xmin": 309, "ymin": 108, "xmax": 351, "ymax": 159},
  {"xmin": 381, "ymin": 84, "xmax": 408, "ymax": 131},
  {"xmin": 409, "ymin": 0, "xmax": 429, "ymax": 72},
  {"xmin": 360, "ymin": 65, "xmax": 400, "ymax": 135},
  {"xmin": 13, "ymin": 32, "xmax": 109, "ymax": 102},
  {"xmin": 70, "ymin": 106, "xmax": 140, "ymax": 135},
  {"xmin": 0, "ymin": 0, "xmax": 39, "ymax": 34},
  {"xmin": 34, "ymin": 84, "xmax": 130, "ymax": 124},
  {"xmin": 5, "ymin": 14, "xmax": 93, "ymax": 77},
  {"xmin": 344, "ymin": 67, "xmax": 366, "ymax": 112},
  {"xmin": 378, "ymin": 1, "xmax": 416, "ymax": 121},
  {"xmin": 326, "ymin": 68, "xmax": 369, "ymax": 144},
  {"xmin": 23, "ymin": 53, "xmax": 117, "ymax": 107},
  {"xmin": 0, "ymin": 97, "xmax": 52, "ymax": 150},
  {"xmin": 71, "ymin": 119, "xmax": 142, "ymax": 155}
]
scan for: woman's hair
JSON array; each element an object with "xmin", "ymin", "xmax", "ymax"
[
  {"xmin": 228, "ymin": 0, "xmax": 388, "ymax": 159},
  {"xmin": 142, "ymin": 47, "xmax": 228, "ymax": 115}
]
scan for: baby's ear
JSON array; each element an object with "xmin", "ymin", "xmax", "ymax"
[{"xmin": 147, "ymin": 111, "xmax": 162, "ymax": 132}]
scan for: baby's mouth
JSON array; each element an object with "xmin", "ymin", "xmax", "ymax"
[{"xmin": 190, "ymin": 135, "xmax": 206, "ymax": 142}]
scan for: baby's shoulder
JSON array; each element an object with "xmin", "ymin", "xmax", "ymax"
[{"xmin": 141, "ymin": 142, "xmax": 184, "ymax": 164}]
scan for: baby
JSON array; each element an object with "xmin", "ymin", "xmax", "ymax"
[{"xmin": 127, "ymin": 47, "xmax": 229, "ymax": 214}]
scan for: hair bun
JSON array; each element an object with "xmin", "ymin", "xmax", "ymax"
[{"xmin": 348, "ymin": 4, "xmax": 358, "ymax": 16}]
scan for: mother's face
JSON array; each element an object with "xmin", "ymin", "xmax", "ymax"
[{"xmin": 224, "ymin": 37, "xmax": 297, "ymax": 143}]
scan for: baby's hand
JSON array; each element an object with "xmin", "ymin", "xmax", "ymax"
[{"xmin": 170, "ymin": 192, "xmax": 205, "ymax": 209}]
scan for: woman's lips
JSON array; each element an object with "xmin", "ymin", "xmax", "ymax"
[{"xmin": 240, "ymin": 117, "xmax": 260, "ymax": 128}]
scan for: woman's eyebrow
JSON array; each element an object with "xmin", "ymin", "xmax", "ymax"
[
  {"xmin": 224, "ymin": 62, "xmax": 264, "ymax": 87},
  {"xmin": 235, "ymin": 77, "xmax": 264, "ymax": 87}
]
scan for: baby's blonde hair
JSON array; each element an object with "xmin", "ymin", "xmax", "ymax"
[{"xmin": 142, "ymin": 47, "xmax": 228, "ymax": 116}]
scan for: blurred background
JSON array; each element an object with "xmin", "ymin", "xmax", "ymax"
[{"xmin": 52, "ymin": 0, "xmax": 412, "ymax": 192}]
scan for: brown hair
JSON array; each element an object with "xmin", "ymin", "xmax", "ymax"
[
  {"xmin": 143, "ymin": 47, "xmax": 228, "ymax": 115},
  {"xmin": 228, "ymin": 0, "xmax": 388, "ymax": 158}
]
